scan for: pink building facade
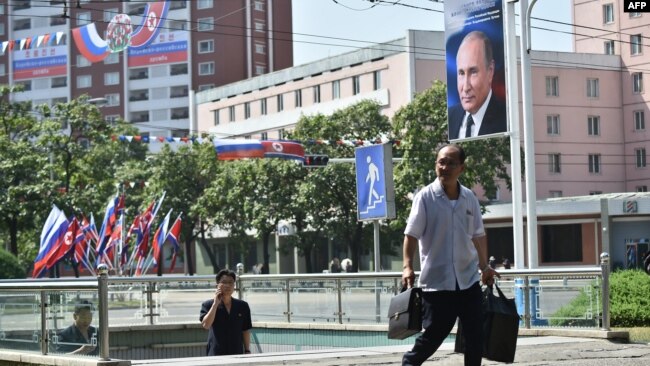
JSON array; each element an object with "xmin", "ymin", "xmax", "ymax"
[{"xmin": 197, "ymin": 29, "xmax": 645, "ymax": 201}]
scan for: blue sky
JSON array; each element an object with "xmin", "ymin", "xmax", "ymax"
[{"xmin": 292, "ymin": 0, "xmax": 573, "ymax": 65}]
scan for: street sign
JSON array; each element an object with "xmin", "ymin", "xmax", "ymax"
[{"xmin": 355, "ymin": 143, "xmax": 396, "ymax": 221}]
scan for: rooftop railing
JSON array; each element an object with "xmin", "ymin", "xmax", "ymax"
[{"xmin": 0, "ymin": 253, "xmax": 611, "ymax": 361}]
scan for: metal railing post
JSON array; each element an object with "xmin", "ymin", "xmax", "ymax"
[
  {"xmin": 337, "ymin": 279, "xmax": 343, "ymax": 324},
  {"xmin": 524, "ymin": 276, "xmax": 531, "ymax": 329},
  {"xmin": 285, "ymin": 279, "xmax": 291, "ymax": 322},
  {"xmin": 40, "ymin": 291, "xmax": 47, "ymax": 355},
  {"xmin": 600, "ymin": 252, "xmax": 610, "ymax": 331},
  {"xmin": 97, "ymin": 264, "xmax": 110, "ymax": 360}
]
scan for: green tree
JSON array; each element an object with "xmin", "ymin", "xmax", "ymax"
[
  {"xmin": 391, "ymin": 81, "xmax": 511, "ymax": 231},
  {"xmin": 146, "ymin": 142, "xmax": 220, "ymax": 275},
  {"xmin": 0, "ymin": 248, "xmax": 26, "ymax": 279},
  {"xmin": 290, "ymin": 100, "xmax": 394, "ymax": 271},
  {"xmin": 0, "ymin": 85, "xmax": 50, "ymax": 257}
]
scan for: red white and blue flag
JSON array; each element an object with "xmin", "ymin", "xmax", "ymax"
[
  {"xmin": 167, "ymin": 214, "xmax": 182, "ymax": 271},
  {"xmin": 71, "ymin": 23, "xmax": 110, "ymax": 63},
  {"xmin": 213, "ymin": 139, "xmax": 265, "ymax": 160},
  {"xmin": 96, "ymin": 194, "xmax": 125, "ymax": 266},
  {"xmin": 151, "ymin": 209, "xmax": 171, "ymax": 265},
  {"xmin": 44, "ymin": 216, "xmax": 79, "ymax": 270},
  {"xmin": 261, "ymin": 140, "xmax": 305, "ymax": 161},
  {"xmin": 33, "ymin": 205, "xmax": 69, "ymax": 278},
  {"xmin": 129, "ymin": 1, "xmax": 170, "ymax": 50}
]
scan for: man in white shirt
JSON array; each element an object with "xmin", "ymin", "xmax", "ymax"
[{"xmin": 402, "ymin": 144, "xmax": 498, "ymax": 366}]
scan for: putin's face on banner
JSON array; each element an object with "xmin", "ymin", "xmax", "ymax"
[{"xmin": 456, "ymin": 34, "xmax": 495, "ymax": 115}]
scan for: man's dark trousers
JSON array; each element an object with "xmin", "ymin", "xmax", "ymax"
[{"xmin": 402, "ymin": 282, "xmax": 483, "ymax": 366}]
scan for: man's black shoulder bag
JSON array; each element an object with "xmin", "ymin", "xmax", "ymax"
[{"xmin": 387, "ymin": 287, "xmax": 423, "ymax": 340}]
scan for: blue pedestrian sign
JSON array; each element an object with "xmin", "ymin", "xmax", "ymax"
[{"xmin": 355, "ymin": 143, "xmax": 396, "ymax": 221}]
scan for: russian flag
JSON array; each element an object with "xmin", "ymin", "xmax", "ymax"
[
  {"xmin": 261, "ymin": 140, "xmax": 305, "ymax": 161},
  {"xmin": 33, "ymin": 206, "xmax": 69, "ymax": 278},
  {"xmin": 44, "ymin": 217, "xmax": 79, "ymax": 269},
  {"xmin": 129, "ymin": 1, "xmax": 170, "ymax": 50},
  {"xmin": 151, "ymin": 209, "xmax": 171, "ymax": 265},
  {"xmin": 213, "ymin": 139, "xmax": 265, "ymax": 160},
  {"xmin": 71, "ymin": 23, "xmax": 110, "ymax": 63}
]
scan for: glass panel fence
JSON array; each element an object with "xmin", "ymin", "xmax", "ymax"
[
  {"xmin": 48, "ymin": 292, "xmax": 99, "ymax": 356},
  {"xmin": 241, "ymin": 279, "xmax": 288, "ymax": 322},
  {"xmin": 0, "ymin": 292, "xmax": 41, "ymax": 353}
]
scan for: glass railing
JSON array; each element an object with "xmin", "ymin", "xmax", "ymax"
[{"xmin": 0, "ymin": 254, "xmax": 612, "ymax": 360}]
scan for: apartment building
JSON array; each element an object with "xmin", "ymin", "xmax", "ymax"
[
  {"xmin": 196, "ymin": 29, "xmax": 636, "ymax": 201},
  {"xmin": 572, "ymin": 0, "xmax": 650, "ymax": 194},
  {"xmin": 0, "ymin": 0, "xmax": 292, "ymax": 140}
]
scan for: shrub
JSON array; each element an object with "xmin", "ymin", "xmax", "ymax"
[
  {"xmin": 0, "ymin": 248, "xmax": 27, "ymax": 279},
  {"xmin": 609, "ymin": 269, "xmax": 650, "ymax": 327}
]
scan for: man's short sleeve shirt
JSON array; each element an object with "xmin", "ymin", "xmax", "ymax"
[{"xmin": 404, "ymin": 178, "xmax": 485, "ymax": 291}]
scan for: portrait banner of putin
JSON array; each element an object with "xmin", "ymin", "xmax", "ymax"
[{"xmin": 445, "ymin": 0, "xmax": 508, "ymax": 141}]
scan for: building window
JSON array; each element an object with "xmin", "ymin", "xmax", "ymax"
[
  {"xmin": 197, "ymin": 0, "xmax": 213, "ymax": 9},
  {"xmin": 634, "ymin": 110, "xmax": 645, "ymax": 130},
  {"xmin": 373, "ymin": 70, "xmax": 381, "ymax": 90},
  {"xmin": 104, "ymin": 8, "xmax": 118, "ymax": 22},
  {"xmin": 587, "ymin": 78, "xmax": 599, "ymax": 98},
  {"xmin": 261, "ymin": 98, "xmax": 267, "ymax": 115},
  {"xmin": 229, "ymin": 106, "xmax": 235, "ymax": 122},
  {"xmin": 254, "ymin": 0, "xmax": 265, "ymax": 11},
  {"xmin": 588, "ymin": 154, "xmax": 601, "ymax": 174},
  {"xmin": 332, "ymin": 80, "xmax": 340, "ymax": 99},
  {"xmin": 199, "ymin": 62, "xmax": 215, "ymax": 75},
  {"xmin": 549, "ymin": 190, "xmax": 563, "ymax": 198},
  {"xmin": 588, "ymin": 116, "xmax": 600, "ymax": 136},
  {"xmin": 104, "ymin": 53, "xmax": 119, "ymax": 64},
  {"xmin": 313, "ymin": 85, "xmax": 321, "ymax": 103},
  {"xmin": 171, "ymin": 63, "xmax": 188, "ymax": 75},
  {"xmin": 352, "ymin": 75, "xmax": 360, "ymax": 95},
  {"xmin": 278, "ymin": 128, "xmax": 285, "ymax": 139},
  {"xmin": 636, "ymin": 148, "xmax": 647, "ymax": 168},
  {"xmin": 213, "ymin": 109, "xmax": 220, "ymax": 125},
  {"xmin": 260, "ymin": 132, "xmax": 268, "ymax": 140},
  {"xmin": 589, "ymin": 191, "xmax": 603, "ymax": 195},
  {"xmin": 633, "ymin": 72, "xmax": 644, "ymax": 93},
  {"xmin": 104, "ymin": 72, "xmax": 119, "ymax": 85},
  {"xmin": 198, "ymin": 84, "xmax": 214, "ymax": 92},
  {"xmin": 630, "ymin": 12, "xmax": 642, "ymax": 18},
  {"xmin": 0, "ymin": 64, "xmax": 5, "ymax": 76},
  {"xmin": 277, "ymin": 94, "xmax": 284, "ymax": 112},
  {"xmin": 244, "ymin": 102, "xmax": 251, "ymax": 119},
  {"xmin": 604, "ymin": 40, "xmax": 615, "ymax": 55},
  {"xmin": 77, "ymin": 75, "xmax": 91, "ymax": 88},
  {"xmin": 12, "ymin": 18, "xmax": 30, "ymax": 31},
  {"xmin": 77, "ymin": 55, "xmax": 91, "ymax": 67},
  {"xmin": 255, "ymin": 21, "xmax": 265, "ymax": 32},
  {"xmin": 542, "ymin": 224, "xmax": 582, "ymax": 262},
  {"xmin": 549, "ymin": 153, "xmax": 561, "ymax": 173},
  {"xmin": 0, "ymin": 23, "xmax": 4, "ymax": 37},
  {"xmin": 631, "ymin": 34, "xmax": 642, "ymax": 55},
  {"xmin": 547, "ymin": 115, "xmax": 560, "ymax": 135},
  {"xmin": 295, "ymin": 90, "xmax": 302, "ymax": 107},
  {"xmin": 198, "ymin": 40, "xmax": 214, "ymax": 53},
  {"xmin": 637, "ymin": 185, "xmax": 648, "ymax": 192},
  {"xmin": 255, "ymin": 42, "xmax": 266, "ymax": 54},
  {"xmin": 105, "ymin": 94, "xmax": 120, "ymax": 107},
  {"xmin": 603, "ymin": 3, "xmax": 614, "ymax": 24},
  {"xmin": 78, "ymin": 12, "xmax": 91, "ymax": 26},
  {"xmin": 546, "ymin": 76, "xmax": 559, "ymax": 97},
  {"xmin": 255, "ymin": 64, "xmax": 266, "ymax": 75},
  {"xmin": 198, "ymin": 17, "xmax": 214, "ymax": 31}
]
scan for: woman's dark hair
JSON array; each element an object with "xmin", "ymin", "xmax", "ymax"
[{"xmin": 216, "ymin": 269, "xmax": 236, "ymax": 283}]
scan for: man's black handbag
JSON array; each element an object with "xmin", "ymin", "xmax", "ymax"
[
  {"xmin": 454, "ymin": 284, "xmax": 520, "ymax": 363},
  {"xmin": 387, "ymin": 287, "xmax": 422, "ymax": 340}
]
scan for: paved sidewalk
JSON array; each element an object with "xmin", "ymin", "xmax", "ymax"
[{"xmin": 133, "ymin": 336, "xmax": 650, "ymax": 366}]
